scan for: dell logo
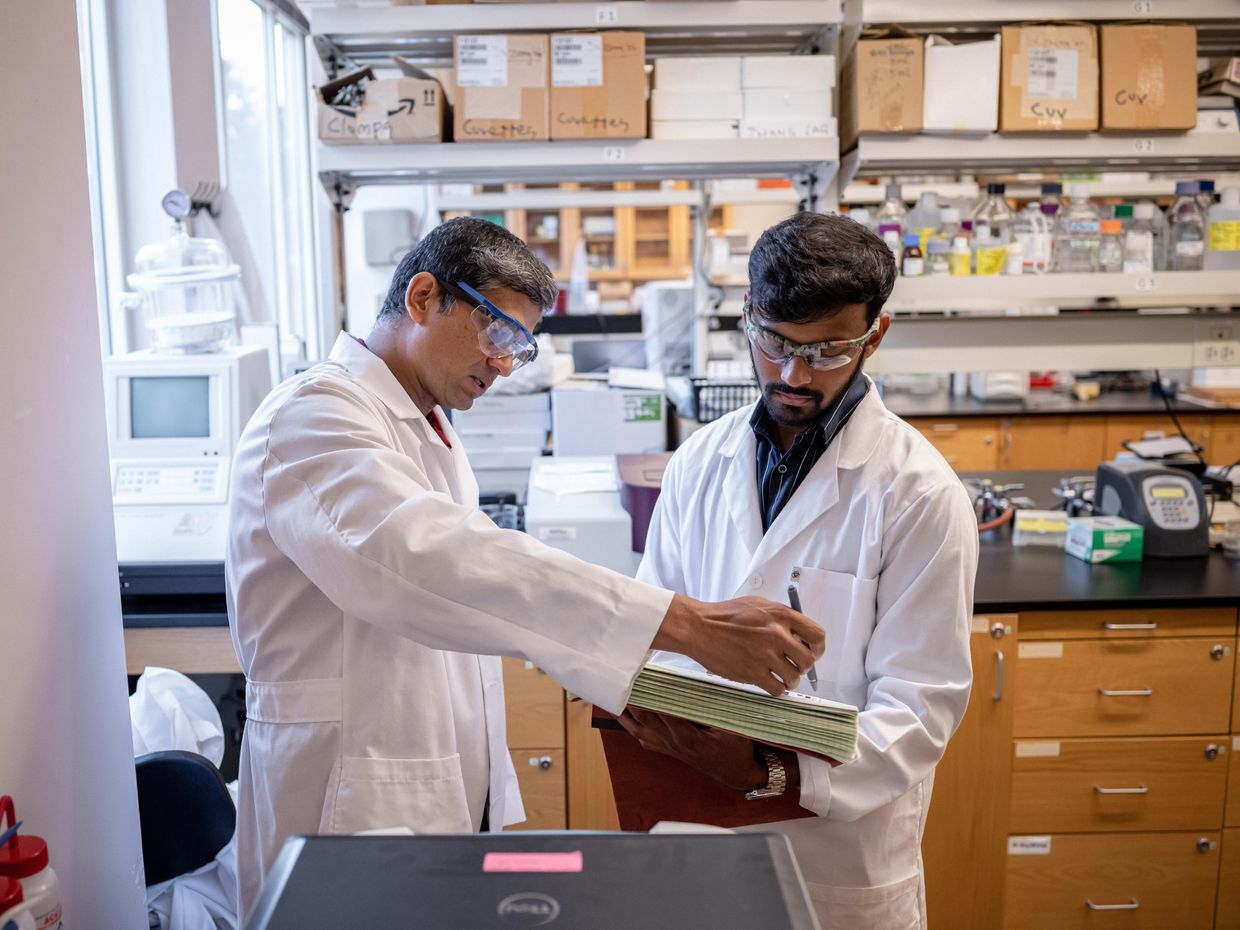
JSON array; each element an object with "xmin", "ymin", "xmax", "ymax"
[{"xmin": 496, "ymin": 892, "xmax": 561, "ymax": 925}]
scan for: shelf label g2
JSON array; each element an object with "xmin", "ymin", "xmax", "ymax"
[{"xmin": 1132, "ymin": 138, "xmax": 1154, "ymax": 154}]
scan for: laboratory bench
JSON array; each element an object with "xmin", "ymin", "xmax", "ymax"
[{"xmin": 120, "ymin": 469, "xmax": 1240, "ymax": 927}]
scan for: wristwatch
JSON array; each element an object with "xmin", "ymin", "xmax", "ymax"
[{"xmin": 744, "ymin": 748, "xmax": 787, "ymax": 800}]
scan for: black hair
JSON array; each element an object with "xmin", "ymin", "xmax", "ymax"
[
  {"xmin": 747, "ymin": 211, "xmax": 896, "ymax": 325},
  {"xmin": 378, "ymin": 216, "xmax": 558, "ymax": 323}
]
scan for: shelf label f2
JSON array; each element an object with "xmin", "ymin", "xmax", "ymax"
[
  {"xmin": 595, "ymin": 5, "xmax": 619, "ymax": 24},
  {"xmin": 603, "ymin": 146, "xmax": 626, "ymax": 162}
]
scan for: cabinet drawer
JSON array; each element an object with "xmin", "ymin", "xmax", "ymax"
[
  {"xmin": 1229, "ymin": 735, "xmax": 1240, "ymax": 829},
  {"xmin": 502, "ymin": 658, "xmax": 565, "ymax": 749},
  {"xmin": 505, "ymin": 749, "xmax": 566, "ymax": 831},
  {"xmin": 1020, "ymin": 608, "xmax": 1237, "ymax": 641},
  {"xmin": 999, "ymin": 416, "xmax": 1106, "ymax": 471},
  {"xmin": 909, "ymin": 418, "xmax": 997, "ymax": 472},
  {"xmin": 1004, "ymin": 832, "xmax": 1220, "ymax": 930},
  {"xmin": 1010, "ymin": 737, "xmax": 1230, "ymax": 834},
  {"xmin": 1218, "ymin": 829, "xmax": 1240, "ymax": 929},
  {"xmin": 1014, "ymin": 638, "xmax": 1235, "ymax": 738}
]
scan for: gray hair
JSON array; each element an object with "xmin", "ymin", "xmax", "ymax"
[{"xmin": 378, "ymin": 216, "xmax": 558, "ymax": 322}]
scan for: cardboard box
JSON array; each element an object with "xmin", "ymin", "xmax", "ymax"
[
  {"xmin": 1065, "ymin": 516, "xmax": 1144, "ymax": 563},
  {"xmin": 652, "ymin": 120, "xmax": 739, "ymax": 140},
  {"xmin": 739, "ymin": 118, "xmax": 837, "ymax": 140},
  {"xmin": 1201, "ymin": 57, "xmax": 1240, "ymax": 87},
  {"xmin": 550, "ymin": 31, "xmax": 646, "ymax": 140},
  {"xmin": 653, "ymin": 57, "xmax": 742, "ymax": 92},
  {"xmin": 923, "ymin": 34, "xmax": 1001, "ymax": 134},
  {"xmin": 839, "ymin": 32, "xmax": 923, "ymax": 148},
  {"xmin": 742, "ymin": 88, "xmax": 832, "ymax": 121},
  {"xmin": 1100, "ymin": 24, "xmax": 1197, "ymax": 131},
  {"xmin": 741, "ymin": 55, "xmax": 835, "ymax": 90},
  {"xmin": 651, "ymin": 90, "xmax": 743, "ymax": 121},
  {"xmin": 317, "ymin": 67, "xmax": 447, "ymax": 144},
  {"xmin": 1000, "ymin": 23, "xmax": 1099, "ymax": 132},
  {"xmin": 454, "ymin": 34, "xmax": 549, "ymax": 142}
]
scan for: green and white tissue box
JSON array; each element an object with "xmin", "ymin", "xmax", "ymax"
[{"xmin": 1065, "ymin": 516, "xmax": 1144, "ymax": 563}]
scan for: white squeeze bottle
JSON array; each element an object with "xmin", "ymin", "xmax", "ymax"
[
  {"xmin": 1205, "ymin": 187, "xmax": 1240, "ymax": 271},
  {"xmin": 0, "ymin": 800, "xmax": 62, "ymax": 930}
]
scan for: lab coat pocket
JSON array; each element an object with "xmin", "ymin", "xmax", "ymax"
[
  {"xmin": 325, "ymin": 754, "xmax": 472, "ymax": 836},
  {"xmin": 793, "ymin": 567, "xmax": 878, "ymax": 704},
  {"xmin": 804, "ymin": 873, "xmax": 921, "ymax": 930}
]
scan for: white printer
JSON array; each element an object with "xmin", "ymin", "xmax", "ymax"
[{"xmin": 524, "ymin": 456, "xmax": 639, "ymax": 576}]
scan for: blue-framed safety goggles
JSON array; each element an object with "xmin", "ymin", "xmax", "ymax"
[{"xmin": 443, "ymin": 280, "xmax": 540, "ymax": 371}]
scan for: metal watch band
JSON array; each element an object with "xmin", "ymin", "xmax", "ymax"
[{"xmin": 744, "ymin": 748, "xmax": 787, "ymax": 800}]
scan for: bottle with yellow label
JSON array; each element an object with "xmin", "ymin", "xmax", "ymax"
[
  {"xmin": 1205, "ymin": 187, "xmax": 1240, "ymax": 270},
  {"xmin": 948, "ymin": 235, "xmax": 972, "ymax": 276},
  {"xmin": 970, "ymin": 183, "xmax": 1014, "ymax": 277}
]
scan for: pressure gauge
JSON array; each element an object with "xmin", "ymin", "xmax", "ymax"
[{"xmin": 161, "ymin": 188, "xmax": 192, "ymax": 221}]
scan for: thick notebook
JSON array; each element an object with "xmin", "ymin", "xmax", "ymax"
[{"xmin": 593, "ymin": 661, "xmax": 859, "ymax": 832}]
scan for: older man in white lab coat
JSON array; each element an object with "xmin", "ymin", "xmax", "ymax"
[
  {"xmin": 226, "ymin": 217, "xmax": 824, "ymax": 919},
  {"xmin": 618, "ymin": 212, "xmax": 978, "ymax": 930}
]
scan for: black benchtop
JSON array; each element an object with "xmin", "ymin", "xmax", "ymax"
[
  {"xmin": 964, "ymin": 470, "xmax": 1240, "ymax": 613},
  {"xmin": 117, "ymin": 472, "xmax": 1240, "ymax": 627},
  {"xmin": 883, "ymin": 389, "xmax": 1234, "ymax": 420}
]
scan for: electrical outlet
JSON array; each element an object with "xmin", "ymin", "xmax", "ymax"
[{"xmin": 1193, "ymin": 321, "xmax": 1240, "ymax": 367}]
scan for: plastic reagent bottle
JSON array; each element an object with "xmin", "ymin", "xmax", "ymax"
[
  {"xmin": 1053, "ymin": 183, "xmax": 1100, "ymax": 273},
  {"xmin": 948, "ymin": 235, "xmax": 972, "ymax": 276},
  {"xmin": 1123, "ymin": 202, "xmax": 1157, "ymax": 274},
  {"xmin": 1205, "ymin": 187, "xmax": 1240, "ymax": 271},
  {"xmin": 901, "ymin": 233, "xmax": 925, "ymax": 277},
  {"xmin": 1169, "ymin": 180, "xmax": 1206, "ymax": 271},
  {"xmin": 1098, "ymin": 220, "xmax": 1124, "ymax": 273},
  {"xmin": 927, "ymin": 238, "xmax": 949, "ymax": 276},
  {"xmin": 972, "ymin": 183, "xmax": 1013, "ymax": 276},
  {"xmin": 875, "ymin": 184, "xmax": 907, "ymax": 235}
]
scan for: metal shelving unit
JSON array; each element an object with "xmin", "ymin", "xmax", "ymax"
[
  {"xmin": 841, "ymin": 134, "xmax": 1240, "ymax": 189},
  {"xmin": 309, "ymin": 0, "xmax": 840, "ymax": 71},
  {"xmin": 886, "ymin": 271, "xmax": 1240, "ymax": 313}
]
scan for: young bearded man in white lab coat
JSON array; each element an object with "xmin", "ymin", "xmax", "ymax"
[
  {"xmin": 618, "ymin": 212, "xmax": 978, "ymax": 930},
  {"xmin": 225, "ymin": 217, "xmax": 825, "ymax": 918}
]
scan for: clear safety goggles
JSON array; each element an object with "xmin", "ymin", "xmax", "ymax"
[
  {"xmin": 443, "ymin": 280, "xmax": 540, "ymax": 371},
  {"xmin": 742, "ymin": 297, "xmax": 880, "ymax": 372}
]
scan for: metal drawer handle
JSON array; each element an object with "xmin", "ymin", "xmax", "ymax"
[
  {"xmin": 993, "ymin": 649, "xmax": 1004, "ymax": 702},
  {"xmin": 1086, "ymin": 899, "xmax": 1139, "ymax": 911},
  {"xmin": 1103, "ymin": 622, "xmax": 1157, "ymax": 630},
  {"xmin": 931, "ymin": 423, "xmax": 959, "ymax": 433},
  {"xmin": 1098, "ymin": 688, "xmax": 1154, "ymax": 697},
  {"xmin": 1094, "ymin": 784, "xmax": 1149, "ymax": 795},
  {"xmin": 529, "ymin": 756, "xmax": 553, "ymax": 770}
]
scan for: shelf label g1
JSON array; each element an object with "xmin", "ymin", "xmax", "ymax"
[
  {"xmin": 1134, "ymin": 276, "xmax": 1157, "ymax": 292},
  {"xmin": 1131, "ymin": 0, "xmax": 1154, "ymax": 13}
]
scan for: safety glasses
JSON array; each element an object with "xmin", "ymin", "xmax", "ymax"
[
  {"xmin": 442, "ymin": 280, "xmax": 540, "ymax": 370},
  {"xmin": 742, "ymin": 296, "xmax": 880, "ymax": 372}
]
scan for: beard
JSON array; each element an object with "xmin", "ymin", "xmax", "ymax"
[{"xmin": 751, "ymin": 348, "xmax": 866, "ymax": 430}]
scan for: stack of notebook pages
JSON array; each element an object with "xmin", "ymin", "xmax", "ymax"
[{"xmin": 628, "ymin": 660, "xmax": 859, "ymax": 765}]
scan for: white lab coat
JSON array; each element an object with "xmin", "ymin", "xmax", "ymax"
[
  {"xmin": 638, "ymin": 382, "xmax": 977, "ymax": 930},
  {"xmin": 226, "ymin": 334, "xmax": 671, "ymax": 918}
]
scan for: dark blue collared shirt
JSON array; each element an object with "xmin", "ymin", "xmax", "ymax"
[{"xmin": 751, "ymin": 371, "xmax": 871, "ymax": 533}]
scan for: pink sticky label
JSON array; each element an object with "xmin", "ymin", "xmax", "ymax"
[{"xmin": 483, "ymin": 851, "xmax": 583, "ymax": 873}]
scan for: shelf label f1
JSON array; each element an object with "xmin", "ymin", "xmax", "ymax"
[{"xmin": 595, "ymin": 4, "xmax": 619, "ymax": 24}]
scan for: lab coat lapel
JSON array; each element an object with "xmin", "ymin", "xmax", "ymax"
[
  {"xmin": 752, "ymin": 439, "xmax": 842, "ymax": 566},
  {"xmin": 718, "ymin": 413, "xmax": 764, "ymax": 576}
]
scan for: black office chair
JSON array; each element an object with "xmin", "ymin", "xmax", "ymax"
[{"xmin": 135, "ymin": 750, "xmax": 236, "ymax": 886}]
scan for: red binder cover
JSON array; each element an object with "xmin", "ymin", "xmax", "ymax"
[{"xmin": 592, "ymin": 708, "xmax": 819, "ymax": 832}]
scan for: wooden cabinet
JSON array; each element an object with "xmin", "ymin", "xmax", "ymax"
[
  {"xmin": 924, "ymin": 614, "xmax": 1017, "ymax": 930},
  {"xmin": 1219, "ymin": 829, "xmax": 1240, "ymax": 929},
  {"xmin": 1009, "ymin": 736, "xmax": 1230, "ymax": 834},
  {"xmin": 1014, "ymin": 637, "xmax": 1235, "ymax": 738},
  {"xmin": 1228, "ymin": 734, "xmax": 1240, "ymax": 829},
  {"xmin": 1020, "ymin": 607, "xmax": 1236, "ymax": 641},
  {"xmin": 1209, "ymin": 424, "xmax": 1240, "ymax": 468},
  {"xmin": 998, "ymin": 416, "xmax": 1105, "ymax": 471},
  {"xmin": 502, "ymin": 657, "xmax": 566, "ymax": 830},
  {"xmin": 908, "ymin": 418, "xmax": 998, "ymax": 471},
  {"xmin": 1004, "ymin": 831, "xmax": 1221, "ymax": 930},
  {"xmin": 566, "ymin": 698, "xmax": 620, "ymax": 830}
]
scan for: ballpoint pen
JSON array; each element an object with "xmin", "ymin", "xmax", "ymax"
[{"xmin": 786, "ymin": 581, "xmax": 818, "ymax": 692}]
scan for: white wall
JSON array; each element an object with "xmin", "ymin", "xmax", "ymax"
[{"xmin": 0, "ymin": 3, "xmax": 148, "ymax": 927}]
